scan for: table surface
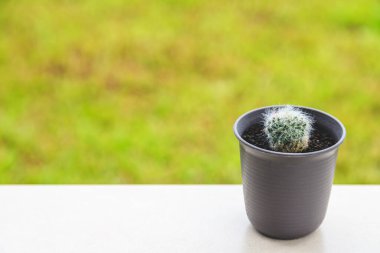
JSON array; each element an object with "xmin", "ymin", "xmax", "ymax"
[{"xmin": 0, "ymin": 185, "xmax": 379, "ymax": 253}]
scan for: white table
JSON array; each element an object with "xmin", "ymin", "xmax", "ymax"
[{"xmin": 0, "ymin": 185, "xmax": 379, "ymax": 253}]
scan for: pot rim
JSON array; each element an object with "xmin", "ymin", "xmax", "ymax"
[{"xmin": 233, "ymin": 105, "xmax": 346, "ymax": 157}]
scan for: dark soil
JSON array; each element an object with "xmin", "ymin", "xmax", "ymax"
[{"xmin": 242, "ymin": 123, "xmax": 336, "ymax": 153}]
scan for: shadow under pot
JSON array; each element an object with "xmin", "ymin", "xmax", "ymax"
[{"xmin": 233, "ymin": 105, "xmax": 346, "ymax": 239}]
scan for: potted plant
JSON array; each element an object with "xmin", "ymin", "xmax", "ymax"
[{"xmin": 233, "ymin": 105, "xmax": 346, "ymax": 239}]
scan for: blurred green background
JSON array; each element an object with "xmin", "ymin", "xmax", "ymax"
[{"xmin": 0, "ymin": 0, "xmax": 379, "ymax": 183}]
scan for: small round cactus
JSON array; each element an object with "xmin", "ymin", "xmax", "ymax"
[{"xmin": 263, "ymin": 105, "xmax": 313, "ymax": 153}]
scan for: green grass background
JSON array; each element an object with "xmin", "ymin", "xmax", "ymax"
[{"xmin": 0, "ymin": 0, "xmax": 379, "ymax": 183}]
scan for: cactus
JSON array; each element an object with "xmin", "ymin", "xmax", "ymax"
[{"xmin": 263, "ymin": 105, "xmax": 313, "ymax": 153}]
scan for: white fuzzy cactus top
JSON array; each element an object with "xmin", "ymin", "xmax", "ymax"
[{"xmin": 263, "ymin": 105, "xmax": 314, "ymax": 153}]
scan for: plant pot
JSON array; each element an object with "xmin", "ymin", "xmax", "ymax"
[{"xmin": 233, "ymin": 105, "xmax": 346, "ymax": 239}]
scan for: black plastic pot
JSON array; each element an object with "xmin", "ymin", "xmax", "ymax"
[{"xmin": 234, "ymin": 106, "xmax": 346, "ymax": 239}]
